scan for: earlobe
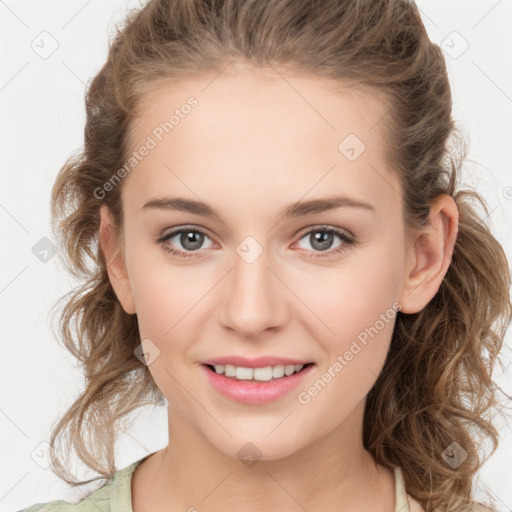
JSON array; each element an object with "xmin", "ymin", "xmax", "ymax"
[
  {"xmin": 398, "ymin": 194, "xmax": 459, "ymax": 314},
  {"xmin": 98, "ymin": 204, "xmax": 136, "ymax": 315}
]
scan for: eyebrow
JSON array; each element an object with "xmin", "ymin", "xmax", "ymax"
[{"xmin": 141, "ymin": 195, "xmax": 375, "ymax": 218}]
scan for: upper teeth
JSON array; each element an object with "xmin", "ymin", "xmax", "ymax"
[{"xmin": 213, "ymin": 364, "xmax": 305, "ymax": 381}]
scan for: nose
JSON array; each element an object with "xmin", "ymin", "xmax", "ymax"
[{"xmin": 218, "ymin": 244, "xmax": 289, "ymax": 339}]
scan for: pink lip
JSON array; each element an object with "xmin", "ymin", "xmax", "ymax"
[
  {"xmin": 200, "ymin": 363, "xmax": 315, "ymax": 405},
  {"xmin": 202, "ymin": 356, "xmax": 313, "ymax": 368}
]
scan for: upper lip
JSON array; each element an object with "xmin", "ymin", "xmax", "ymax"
[{"xmin": 202, "ymin": 356, "xmax": 313, "ymax": 368}]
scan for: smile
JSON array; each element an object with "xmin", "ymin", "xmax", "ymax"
[
  {"xmin": 207, "ymin": 363, "xmax": 313, "ymax": 381},
  {"xmin": 201, "ymin": 362, "xmax": 315, "ymax": 405}
]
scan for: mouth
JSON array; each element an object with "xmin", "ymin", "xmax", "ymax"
[
  {"xmin": 201, "ymin": 361, "xmax": 315, "ymax": 405},
  {"xmin": 203, "ymin": 362, "xmax": 315, "ymax": 382}
]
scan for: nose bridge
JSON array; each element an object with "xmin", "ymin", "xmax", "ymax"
[{"xmin": 219, "ymin": 236, "xmax": 286, "ymax": 336}]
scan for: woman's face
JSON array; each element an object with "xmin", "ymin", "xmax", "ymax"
[{"xmin": 104, "ymin": 66, "xmax": 415, "ymax": 461}]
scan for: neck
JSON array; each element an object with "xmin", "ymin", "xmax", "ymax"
[{"xmin": 132, "ymin": 400, "xmax": 396, "ymax": 512}]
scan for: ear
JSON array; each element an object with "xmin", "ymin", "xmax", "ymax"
[
  {"xmin": 398, "ymin": 194, "xmax": 459, "ymax": 314},
  {"xmin": 98, "ymin": 204, "xmax": 136, "ymax": 315}
]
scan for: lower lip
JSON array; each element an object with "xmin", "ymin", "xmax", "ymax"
[{"xmin": 200, "ymin": 364, "xmax": 314, "ymax": 405}]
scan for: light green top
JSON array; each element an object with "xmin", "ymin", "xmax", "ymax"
[{"xmin": 18, "ymin": 454, "xmax": 423, "ymax": 511}]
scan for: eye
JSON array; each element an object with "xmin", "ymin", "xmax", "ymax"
[
  {"xmin": 157, "ymin": 225, "xmax": 356, "ymax": 259},
  {"xmin": 157, "ymin": 226, "xmax": 215, "ymax": 258},
  {"xmin": 294, "ymin": 225, "xmax": 356, "ymax": 258}
]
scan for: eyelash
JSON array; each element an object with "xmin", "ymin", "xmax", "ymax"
[{"xmin": 156, "ymin": 225, "xmax": 356, "ymax": 260}]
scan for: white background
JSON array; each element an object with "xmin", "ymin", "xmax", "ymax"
[{"xmin": 1, "ymin": 0, "xmax": 511, "ymax": 510}]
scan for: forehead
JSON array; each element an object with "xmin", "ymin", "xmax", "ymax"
[
  {"xmin": 130, "ymin": 66, "xmax": 391, "ymax": 143},
  {"xmin": 123, "ymin": 67, "xmax": 398, "ymax": 212}
]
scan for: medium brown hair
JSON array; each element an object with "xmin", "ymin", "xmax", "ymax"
[{"xmin": 47, "ymin": 1, "xmax": 512, "ymax": 510}]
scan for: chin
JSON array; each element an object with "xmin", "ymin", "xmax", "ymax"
[{"xmin": 207, "ymin": 430, "xmax": 309, "ymax": 464}]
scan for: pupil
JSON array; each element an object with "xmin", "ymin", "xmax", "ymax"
[
  {"xmin": 182, "ymin": 231, "xmax": 203, "ymax": 250},
  {"xmin": 312, "ymin": 231, "xmax": 332, "ymax": 251}
]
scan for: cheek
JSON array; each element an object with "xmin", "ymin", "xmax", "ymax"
[
  {"xmin": 295, "ymin": 246, "xmax": 402, "ymax": 343},
  {"xmin": 297, "ymin": 268, "xmax": 399, "ymax": 418},
  {"xmin": 290, "ymin": 241, "xmax": 403, "ymax": 401},
  {"xmin": 126, "ymin": 233, "xmax": 205, "ymax": 331},
  {"xmin": 128, "ymin": 264, "xmax": 207, "ymax": 404},
  {"xmin": 131, "ymin": 268, "xmax": 201, "ymax": 340}
]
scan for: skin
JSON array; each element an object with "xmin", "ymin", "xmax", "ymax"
[{"xmin": 99, "ymin": 64, "xmax": 458, "ymax": 512}]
